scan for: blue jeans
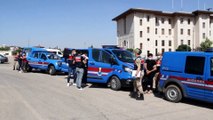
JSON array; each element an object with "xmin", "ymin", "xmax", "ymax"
[
  {"xmin": 76, "ymin": 67, "xmax": 84, "ymax": 88},
  {"xmin": 67, "ymin": 67, "xmax": 76, "ymax": 83}
]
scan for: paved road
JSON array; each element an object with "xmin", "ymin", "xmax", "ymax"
[{"xmin": 0, "ymin": 61, "xmax": 213, "ymax": 120}]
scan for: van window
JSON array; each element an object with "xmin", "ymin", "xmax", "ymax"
[
  {"xmin": 33, "ymin": 52, "xmax": 39, "ymax": 58},
  {"xmin": 210, "ymin": 58, "xmax": 213, "ymax": 76},
  {"xmin": 185, "ymin": 56, "xmax": 205, "ymax": 75},
  {"xmin": 102, "ymin": 51, "xmax": 111, "ymax": 64},
  {"xmin": 41, "ymin": 54, "xmax": 47, "ymax": 60},
  {"xmin": 92, "ymin": 49, "xmax": 101, "ymax": 62}
]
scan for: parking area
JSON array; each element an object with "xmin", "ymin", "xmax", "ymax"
[{"xmin": 0, "ymin": 61, "xmax": 213, "ymax": 120}]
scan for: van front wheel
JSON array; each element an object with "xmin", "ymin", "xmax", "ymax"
[
  {"xmin": 164, "ymin": 85, "xmax": 182, "ymax": 103},
  {"xmin": 48, "ymin": 65, "xmax": 56, "ymax": 75},
  {"xmin": 110, "ymin": 76, "xmax": 121, "ymax": 90}
]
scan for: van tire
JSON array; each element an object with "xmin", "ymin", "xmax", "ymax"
[
  {"xmin": 26, "ymin": 63, "xmax": 32, "ymax": 72},
  {"xmin": 110, "ymin": 76, "xmax": 121, "ymax": 90},
  {"xmin": 48, "ymin": 65, "xmax": 56, "ymax": 75},
  {"xmin": 164, "ymin": 85, "xmax": 182, "ymax": 103}
]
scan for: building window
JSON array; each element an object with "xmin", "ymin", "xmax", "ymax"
[
  {"xmin": 147, "ymin": 38, "xmax": 150, "ymax": 41},
  {"xmin": 140, "ymin": 31, "xmax": 143, "ymax": 38},
  {"xmin": 188, "ymin": 19, "xmax": 190, "ymax": 25},
  {"xmin": 123, "ymin": 17, "xmax": 126, "ymax": 34},
  {"xmin": 140, "ymin": 43, "xmax": 143, "ymax": 49},
  {"xmin": 162, "ymin": 40, "xmax": 165, "ymax": 46},
  {"xmin": 147, "ymin": 15, "xmax": 150, "ymax": 22},
  {"xmin": 169, "ymin": 40, "xmax": 172, "ymax": 46},
  {"xmin": 210, "ymin": 31, "xmax": 211, "ymax": 36},
  {"xmin": 155, "ymin": 48, "xmax": 158, "ymax": 56},
  {"xmin": 155, "ymin": 40, "xmax": 158, "ymax": 46},
  {"xmin": 155, "ymin": 17, "xmax": 159, "ymax": 25},
  {"xmin": 123, "ymin": 40, "xmax": 127, "ymax": 47},
  {"xmin": 203, "ymin": 33, "xmax": 206, "ymax": 39},
  {"xmin": 147, "ymin": 27, "xmax": 150, "ymax": 33},
  {"xmin": 161, "ymin": 18, "xmax": 165, "ymax": 24},
  {"xmin": 168, "ymin": 19, "xmax": 171, "ymax": 24},
  {"xmin": 169, "ymin": 48, "xmax": 172, "ymax": 51},
  {"xmin": 169, "ymin": 29, "xmax": 172, "ymax": 35},
  {"xmin": 181, "ymin": 29, "xmax": 183, "ymax": 35},
  {"xmin": 203, "ymin": 22, "xmax": 205, "ymax": 28},
  {"xmin": 188, "ymin": 40, "xmax": 191, "ymax": 46},
  {"xmin": 188, "ymin": 29, "xmax": 191, "ymax": 35},
  {"xmin": 140, "ymin": 19, "xmax": 142, "ymax": 26},
  {"xmin": 155, "ymin": 28, "xmax": 158, "ymax": 34},
  {"xmin": 180, "ymin": 18, "xmax": 184, "ymax": 24},
  {"xmin": 162, "ymin": 28, "xmax": 165, "ymax": 35},
  {"xmin": 181, "ymin": 40, "xmax": 184, "ymax": 45},
  {"xmin": 162, "ymin": 48, "xmax": 165, "ymax": 53},
  {"xmin": 147, "ymin": 51, "xmax": 150, "ymax": 56}
]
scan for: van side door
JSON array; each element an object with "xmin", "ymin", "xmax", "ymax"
[
  {"xmin": 183, "ymin": 56, "xmax": 205, "ymax": 99},
  {"xmin": 205, "ymin": 57, "xmax": 213, "ymax": 102},
  {"xmin": 28, "ymin": 52, "xmax": 40, "ymax": 68},
  {"xmin": 39, "ymin": 53, "xmax": 49, "ymax": 70},
  {"xmin": 87, "ymin": 49, "xmax": 114, "ymax": 83}
]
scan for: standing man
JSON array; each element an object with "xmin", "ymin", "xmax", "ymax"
[
  {"xmin": 75, "ymin": 52, "xmax": 86, "ymax": 90},
  {"xmin": 13, "ymin": 52, "xmax": 19, "ymax": 70},
  {"xmin": 67, "ymin": 49, "xmax": 76, "ymax": 86},
  {"xmin": 132, "ymin": 48, "xmax": 144, "ymax": 100},
  {"xmin": 144, "ymin": 53, "xmax": 157, "ymax": 93}
]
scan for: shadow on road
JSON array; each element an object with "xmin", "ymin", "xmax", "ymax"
[{"xmin": 181, "ymin": 98, "xmax": 213, "ymax": 109}]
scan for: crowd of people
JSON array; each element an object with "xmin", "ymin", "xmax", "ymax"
[
  {"xmin": 131, "ymin": 48, "xmax": 162, "ymax": 100},
  {"xmin": 12, "ymin": 48, "xmax": 162, "ymax": 98}
]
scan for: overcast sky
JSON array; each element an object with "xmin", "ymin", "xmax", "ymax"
[{"xmin": 0, "ymin": 0, "xmax": 213, "ymax": 49}]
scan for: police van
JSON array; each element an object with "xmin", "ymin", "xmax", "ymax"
[
  {"xmin": 158, "ymin": 51, "xmax": 213, "ymax": 103},
  {"xmin": 24, "ymin": 47, "xmax": 63, "ymax": 75},
  {"xmin": 62, "ymin": 47, "xmax": 135, "ymax": 90}
]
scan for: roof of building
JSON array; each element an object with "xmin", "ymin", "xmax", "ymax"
[{"xmin": 112, "ymin": 8, "xmax": 213, "ymax": 21}]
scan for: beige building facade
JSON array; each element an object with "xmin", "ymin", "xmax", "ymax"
[{"xmin": 113, "ymin": 8, "xmax": 213, "ymax": 57}]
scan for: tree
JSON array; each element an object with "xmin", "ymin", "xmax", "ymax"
[
  {"xmin": 126, "ymin": 48, "xmax": 134, "ymax": 53},
  {"xmin": 176, "ymin": 44, "xmax": 191, "ymax": 51},
  {"xmin": 200, "ymin": 38, "xmax": 213, "ymax": 51},
  {"xmin": 0, "ymin": 46, "xmax": 10, "ymax": 51}
]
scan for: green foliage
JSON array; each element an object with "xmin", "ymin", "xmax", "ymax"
[
  {"xmin": 176, "ymin": 44, "xmax": 191, "ymax": 51},
  {"xmin": 200, "ymin": 38, "xmax": 213, "ymax": 51},
  {"xmin": 0, "ymin": 46, "xmax": 10, "ymax": 51}
]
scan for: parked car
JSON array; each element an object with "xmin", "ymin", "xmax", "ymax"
[
  {"xmin": 24, "ymin": 47, "xmax": 63, "ymax": 75},
  {"xmin": 158, "ymin": 51, "xmax": 213, "ymax": 103},
  {"xmin": 0, "ymin": 54, "xmax": 8, "ymax": 63}
]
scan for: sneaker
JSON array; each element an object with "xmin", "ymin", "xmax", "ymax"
[
  {"xmin": 67, "ymin": 83, "xmax": 70, "ymax": 87},
  {"xmin": 78, "ymin": 87, "xmax": 83, "ymax": 90},
  {"xmin": 73, "ymin": 83, "xmax": 76, "ymax": 86}
]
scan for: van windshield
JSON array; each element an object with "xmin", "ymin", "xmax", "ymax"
[{"xmin": 112, "ymin": 50, "xmax": 134, "ymax": 63}]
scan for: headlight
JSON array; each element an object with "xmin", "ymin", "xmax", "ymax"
[{"xmin": 123, "ymin": 66, "xmax": 133, "ymax": 73}]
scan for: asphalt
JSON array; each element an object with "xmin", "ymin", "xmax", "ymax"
[{"xmin": 0, "ymin": 59, "xmax": 212, "ymax": 120}]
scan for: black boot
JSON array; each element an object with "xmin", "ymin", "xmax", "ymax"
[
  {"xmin": 130, "ymin": 91, "xmax": 137, "ymax": 98},
  {"xmin": 136, "ymin": 93, "xmax": 144, "ymax": 100}
]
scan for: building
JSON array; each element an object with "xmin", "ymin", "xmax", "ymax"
[{"xmin": 112, "ymin": 8, "xmax": 213, "ymax": 57}]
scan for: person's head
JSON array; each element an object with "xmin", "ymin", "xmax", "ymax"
[
  {"xmin": 134, "ymin": 48, "xmax": 142, "ymax": 56},
  {"xmin": 71, "ymin": 49, "xmax": 76, "ymax": 55},
  {"xmin": 147, "ymin": 53, "xmax": 153, "ymax": 60}
]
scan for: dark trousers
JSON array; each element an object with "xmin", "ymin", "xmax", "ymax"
[{"xmin": 143, "ymin": 72, "xmax": 156, "ymax": 91}]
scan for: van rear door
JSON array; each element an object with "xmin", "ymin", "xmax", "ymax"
[
  {"xmin": 204, "ymin": 57, "xmax": 213, "ymax": 102},
  {"xmin": 183, "ymin": 56, "xmax": 205, "ymax": 100}
]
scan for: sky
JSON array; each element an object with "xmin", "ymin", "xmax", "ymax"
[{"xmin": 0, "ymin": 0, "xmax": 213, "ymax": 49}]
